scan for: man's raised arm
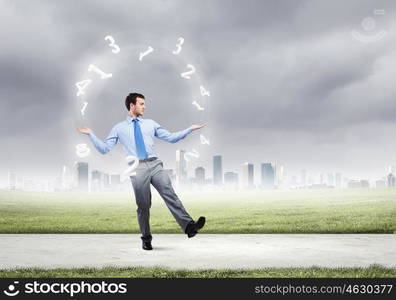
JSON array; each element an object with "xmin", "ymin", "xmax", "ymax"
[
  {"xmin": 76, "ymin": 126, "xmax": 118, "ymax": 154},
  {"xmin": 153, "ymin": 121, "xmax": 205, "ymax": 143}
]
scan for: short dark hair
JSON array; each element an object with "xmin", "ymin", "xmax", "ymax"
[{"xmin": 125, "ymin": 93, "xmax": 145, "ymax": 110}]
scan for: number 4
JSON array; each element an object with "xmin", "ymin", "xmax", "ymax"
[{"xmin": 75, "ymin": 79, "xmax": 92, "ymax": 97}]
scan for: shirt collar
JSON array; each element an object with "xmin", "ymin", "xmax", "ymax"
[{"xmin": 126, "ymin": 115, "xmax": 142, "ymax": 124}]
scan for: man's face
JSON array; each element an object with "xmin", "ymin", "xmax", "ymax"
[{"xmin": 131, "ymin": 97, "xmax": 145, "ymax": 116}]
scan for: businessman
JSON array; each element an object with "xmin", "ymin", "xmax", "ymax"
[{"xmin": 76, "ymin": 93, "xmax": 206, "ymax": 250}]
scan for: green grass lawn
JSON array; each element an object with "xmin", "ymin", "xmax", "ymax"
[
  {"xmin": 1, "ymin": 265, "xmax": 395, "ymax": 278},
  {"xmin": 1, "ymin": 189, "xmax": 395, "ymax": 278},
  {"xmin": 0, "ymin": 188, "xmax": 395, "ymax": 233}
]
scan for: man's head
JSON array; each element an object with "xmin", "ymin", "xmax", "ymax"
[{"xmin": 125, "ymin": 93, "xmax": 145, "ymax": 116}]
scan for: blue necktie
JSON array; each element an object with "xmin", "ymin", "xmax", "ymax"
[{"xmin": 132, "ymin": 119, "xmax": 148, "ymax": 159}]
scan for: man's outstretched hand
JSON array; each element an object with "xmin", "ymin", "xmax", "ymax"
[
  {"xmin": 76, "ymin": 127, "xmax": 92, "ymax": 135},
  {"xmin": 191, "ymin": 124, "xmax": 205, "ymax": 131}
]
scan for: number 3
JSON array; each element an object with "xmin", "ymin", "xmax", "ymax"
[{"xmin": 104, "ymin": 35, "xmax": 120, "ymax": 54}]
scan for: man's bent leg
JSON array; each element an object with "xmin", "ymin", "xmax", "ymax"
[
  {"xmin": 131, "ymin": 163, "xmax": 152, "ymax": 240},
  {"xmin": 150, "ymin": 160, "xmax": 193, "ymax": 232}
]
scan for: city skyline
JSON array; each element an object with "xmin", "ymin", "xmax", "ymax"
[{"xmin": 5, "ymin": 150, "xmax": 396, "ymax": 192}]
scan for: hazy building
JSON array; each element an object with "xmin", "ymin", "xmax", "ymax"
[
  {"xmin": 102, "ymin": 173, "xmax": 110, "ymax": 189},
  {"xmin": 205, "ymin": 179, "xmax": 213, "ymax": 185},
  {"xmin": 164, "ymin": 169, "xmax": 176, "ymax": 183},
  {"xmin": 57, "ymin": 169, "xmax": 69, "ymax": 190},
  {"xmin": 195, "ymin": 167, "xmax": 205, "ymax": 185},
  {"xmin": 242, "ymin": 162, "xmax": 254, "ymax": 189},
  {"xmin": 291, "ymin": 175, "xmax": 297, "ymax": 186},
  {"xmin": 74, "ymin": 162, "xmax": 89, "ymax": 191},
  {"xmin": 387, "ymin": 173, "xmax": 395, "ymax": 187},
  {"xmin": 54, "ymin": 176, "xmax": 63, "ymax": 191},
  {"xmin": 22, "ymin": 177, "xmax": 35, "ymax": 191},
  {"xmin": 91, "ymin": 170, "xmax": 102, "ymax": 181},
  {"xmin": 61, "ymin": 165, "xmax": 68, "ymax": 190},
  {"xmin": 327, "ymin": 173, "xmax": 334, "ymax": 187},
  {"xmin": 16, "ymin": 176, "xmax": 24, "ymax": 190},
  {"xmin": 319, "ymin": 173, "xmax": 325, "ymax": 185},
  {"xmin": 261, "ymin": 163, "xmax": 275, "ymax": 189},
  {"xmin": 342, "ymin": 177, "xmax": 349, "ymax": 187},
  {"xmin": 224, "ymin": 171, "xmax": 239, "ymax": 189},
  {"xmin": 300, "ymin": 169, "xmax": 307, "ymax": 186},
  {"xmin": 175, "ymin": 150, "xmax": 187, "ymax": 185},
  {"xmin": 335, "ymin": 173, "xmax": 342, "ymax": 188},
  {"xmin": 375, "ymin": 179, "xmax": 386, "ymax": 188},
  {"xmin": 308, "ymin": 183, "xmax": 330, "ymax": 189},
  {"xmin": 7, "ymin": 172, "xmax": 16, "ymax": 190},
  {"xmin": 348, "ymin": 179, "xmax": 369, "ymax": 188},
  {"xmin": 275, "ymin": 164, "xmax": 285, "ymax": 187},
  {"xmin": 347, "ymin": 179, "xmax": 361, "ymax": 188},
  {"xmin": 91, "ymin": 170, "xmax": 103, "ymax": 191},
  {"xmin": 213, "ymin": 155, "xmax": 223, "ymax": 185},
  {"xmin": 360, "ymin": 180, "xmax": 370, "ymax": 188},
  {"xmin": 110, "ymin": 174, "xmax": 121, "ymax": 188},
  {"xmin": 388, "ymin": 165, "xmax": 394, "ymax": 174}
]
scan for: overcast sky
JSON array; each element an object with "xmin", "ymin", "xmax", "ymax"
[{"xmin": 2, "ymin": 0, "xmax": 396, "ymax": 186}]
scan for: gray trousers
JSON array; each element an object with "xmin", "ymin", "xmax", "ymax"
[{"xmin": 130, "ymin": 158, "xmax": 193, "ymax": 239}]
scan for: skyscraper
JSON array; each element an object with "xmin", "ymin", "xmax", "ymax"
[
  {"xmin": 276, "ymin": 165, "xmax": 284, "ymax": 187},
  {"xmin": 375, "ymin": 179, "xmax": 386, "ymax": 188},
  {"xmin": 319, "ymin": 173, "xmax": 324, "ymax": 185},
  {"xmin": 91, "ymin": 170, "xmax": 103, "ymax": 191},
  {"xmin": 74, "ymin": 162, "xmax": 89, "ymax": 191},
  {"xmin": 261, "ymin": 163, "xmax": 274, "ymax": 189},
  {"xmin": 213, "ymin": 155, "xmax": 223, "ymax": 185},
  {"xmin": 195, "ymin": 167, "xmax": 205, "ymax": 186},
  {"xmin": 61, "ymin": 165, "xmax": 67, "ymax": 190},
  {"xmin": 388, "ymin": 165, "xmax": 394, "ymax": 174},
  {"xmin": 386, "ymin": 165, "xmax": 395, "ymax": 187},
  {"xmin": 335, "ymin": 173, "xmax": 342, "ymax": 188},
  {"xmin": 102, "ymin": 173, "xmax": 110, "ymax": 189},
  {"xmin": 224, "ymin": 171, "xmax": 239, "ymax": 189},
  {"xmin": 7, "ymin": 172, "xmax": 16, "ymax": 190},
  {"xmin": 387, "ymin": 173, "xmax": 395, "ymax": 187},
  {"xmin": 327, "ymin": 173, "xmax": 334, "ymax": 187},
  {"xmin": 110, "ymin": 174, "xmax": 121, "ymax": 188},
  {"xmin": 300, "ymin": 169, "xmax": 307, "ymax": 186},
  {"xmin": 242, "ymin": 162, "xmax": 254, "ymax": 189},
  {"xmin": 175, "ymin": 150, "xmax": 187, "ymax": 185}
]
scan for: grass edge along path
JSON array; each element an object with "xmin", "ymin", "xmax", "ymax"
[{"xmin": 0, "ymin": 265, "xmax": 395, "ymax": 278}]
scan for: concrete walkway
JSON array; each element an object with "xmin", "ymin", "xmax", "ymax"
[{"xmin": 0, "ymin": 234, "xmax": 395, "ymax": 270}]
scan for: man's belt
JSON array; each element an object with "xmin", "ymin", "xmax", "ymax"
[{"xmin": 139, "ymin": 157, "xmax": 157, "ymax": 163}]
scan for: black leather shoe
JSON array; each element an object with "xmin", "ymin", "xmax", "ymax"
[
  {"xmin": 185, "ymin": 217, "xmax": 206, "ymax": 238},
  {"xmin": 141, "ymin": 236, "xmax": 153, "ymax": 250},
  {"xmin": 142, "ymin": 240, "xmax": 153, "ymax": 250}
]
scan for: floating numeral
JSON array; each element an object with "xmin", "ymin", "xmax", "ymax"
[
  {"xmin": 121, "ymin": 155, "xmax": 140, "ymax": 181},
  {"xmin": 184, "ymin": 149, "xmax": 200, "ymax": 162},
  {"xmin": 172, "ymin": 37, "xmax": 184, "ymax": 55},
  {"xmin": 192, "ymin": 100, "xmax": 204, "ymax": 111},
  {"xmin": 200, "ymin": 134, "xmax": 210, "ymax": 146},
  {"xmin": 80, "ymin": 102, "xmax": 88, "ymax": 116},
  {"xmin": 75, "ymin": 143, "xmax": 91, "ymax": 158},
  {"xmin": 139, "ymin": 46, "xmax": 154, "ymax": 61},
  {"xmin": 75, "ymin": 79, "xmax": 92, "ymax": 97},
  {"xmin": 181, "ymin": 64, "xmax": 196, "ymax": 79},
  {"xmin": 104, "ymin": 35, "xmax": 120, "ymax": 54},
  {"xmin": 88, "ymin": 64, "xmax": 112, "ymax": 79},
  {"xmin": 200, "ymin": 85, "xmax": 210, "ymax": 97}
]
